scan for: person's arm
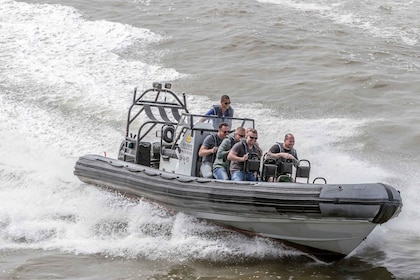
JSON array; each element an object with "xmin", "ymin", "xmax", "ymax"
[
  {"xmin": 267, "ymin": 151, "xmax": 296, "ymax": 161},
  {"xmin": 284, "ymin": 153, "xmax": 296, "ymax": 160},
  {"xmin": 199, "ymin": 144, "xmax": 218, "ymax": 157},
  {"xmin": 267, "ymin": 151, "xmax": 296, "ymax": 160},
  {"xmin": 199, "ymin": 108, "xmax": 215, "ymax": 122},
  {"xmin": 265, "ymin": 145, "xmax": 278, "ymax": 159},
  {"xmin": 198, "ymin": 136, "xmax": 217, "ymax": 157},
  {"xmin": 266, "ymin": 144, "xmax": 295, "ymax": 160},
  {"xmin": 216, "ymin": 139, "xmax": 230, "ymax": 160},
  {"xmin": 227, "ymin": 144, "xmax": 248, "ymax": 162}
]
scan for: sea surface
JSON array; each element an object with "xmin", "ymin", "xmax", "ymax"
[{"xmin": 1, "ymin": 0, "xmax": 420, "ymax": 279}]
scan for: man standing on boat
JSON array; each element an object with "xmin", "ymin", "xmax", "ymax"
[
  {"xmin": 199, "ymin": 95, "xmax": 234, "ymax": 129},
  {"xmin": 227, "ymin": 128, "xmax": 261, "ymax": 181},
  {"xmin": 198, "ymin": 122, "xmax": 230, "ymax": 178},
  {"xmin": 212, "ymin": 127, "xmax": 246, "ymax": 180}
]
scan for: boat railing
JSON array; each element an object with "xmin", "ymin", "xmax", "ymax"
[
  {"xmin": 177, "ymin": 113, "xmax": 255, "ymax": 134},
  {"xmin": 119, "ymin": 82, "xmax": 256, "ymax": 168},
  {"xmin": 119, "ymin": 83, "xmax": 188, "ymax": 163},
  {"xmin": 127, "ymin": 84, "xmax": 188, "ymax": 141}
]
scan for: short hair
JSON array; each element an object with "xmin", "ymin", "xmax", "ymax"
[
  {"xmin": 247, "ymin": 128, "xmax": 258, "ymax": 135},
  {"xmin": 218, "ymin": 122, "xmax": 229, "ymax": 129},
  {"xmin": 284, "ymin": 133, "xmax": 294, "ymax": 140},
  {"xmin": 220, "ymin": 95, "xmax": 230, "ymax": 102},
  {"xmin": 235, "ymin": 127, "xmax": 245, "ymax": 134}
]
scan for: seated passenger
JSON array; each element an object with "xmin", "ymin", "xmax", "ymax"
[
  {"xmin": 266, "ymin": 133, "xmax": 298, "ymax": 162},
  {"xmin": 246, "ymin": 127, "xmax": 263, "ymax": 156},
  {"xmin": 227, "ymin": 128, "xmax": 261, "ymax": 181},
  {"xmin": 200, "ymin": 95, "xmax": 234, "ymax": 128},
  {"xmin": 213, "ymin": 127, "xmax": 246, "ymax": 180},
  {"xmin": 265, "ymin": 133, "xmax": 298, "ymax": 181},
  {"xmin": 198, "ymin": 122, "xmax": 230, "ymax": 178}
]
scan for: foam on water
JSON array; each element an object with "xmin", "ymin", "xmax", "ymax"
[
  {"xmin": 0, "ymin": 0, "xmax": 300, "ymax": 262},
  {"xmin": 0, "ymin": 0, "xmax": 185, "ymax": 126},
  {"xmin": 2, "ymin": 89, "xmax": 410, "ymax": 263},
  {"xmin": 0, "ymin": 92, "xmax": 303, "ymax": 261}
]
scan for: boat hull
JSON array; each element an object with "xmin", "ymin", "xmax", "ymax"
[{"xmin": 74, "ymin": 154, "xmax": 402, "ymax": 260}]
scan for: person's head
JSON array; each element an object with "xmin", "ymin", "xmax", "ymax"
[
  {"xmin": 234, "ymin": 127, "xmax": 246, "ymax": 141},
  {"xmin": 220, "ymin": 95, "xmax": 231, "ymax": 110},
  {"xmin": 245, "ymin": 127, "xmax": 253, "ymax": 136},
  {"xmin": 217, "ymin": 122, "xmax": 230, "ymax": 139},
  {"xmin": 246, "ymin": 128, "xmax": 258, "ymax": 145},
  {"xmin": 283, "ymin": 133, "xmax": 295, "ymax": 150}
]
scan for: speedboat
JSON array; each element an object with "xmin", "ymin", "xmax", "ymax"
[{"xmin": 74, "ymin": 82, "xmax": 402, "ymax": 261}]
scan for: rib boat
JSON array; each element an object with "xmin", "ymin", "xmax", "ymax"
[{"xmin": 74, "ymin": 82, "xmax": 402, "ymax": 261}]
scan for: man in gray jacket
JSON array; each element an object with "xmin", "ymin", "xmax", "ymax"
[{"xmin": 212, "ymin": 127, "xmax": 246, "ymax": 180}]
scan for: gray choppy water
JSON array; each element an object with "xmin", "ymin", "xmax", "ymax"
[{"xmin": 1, "ymin": 0, "xmax": 420, "ymax": 279}]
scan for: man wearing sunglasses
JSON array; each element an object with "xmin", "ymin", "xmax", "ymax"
[
  {"xmin": 199, "ymin": 95, "xmax": 234, "ymax": 129},
  {"xmin": 198, "ymin": 122, "xmax": 230, "ymax": 178},
  {"xmin": 227, "ymin": 128, "xmax": 261, "ymax": 181},
  {"xmin": 212, "ymin": 127, "xmax": 246, "ymax": 180}
]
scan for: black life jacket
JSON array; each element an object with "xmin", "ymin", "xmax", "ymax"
[
  {"xmin": 241, "ymin": 139, "xmax": 260, "ymax": 172},
  {"xmin": 276, "ymin": 142, "xmax": 297, "ymax": 175},
  {"xmin": 276, "ymin": 142, "xmax": 297, "ymax": 160},
  {"xmin": 228, "ymin": 135, "xmax": 237, "ymax": 148}
]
